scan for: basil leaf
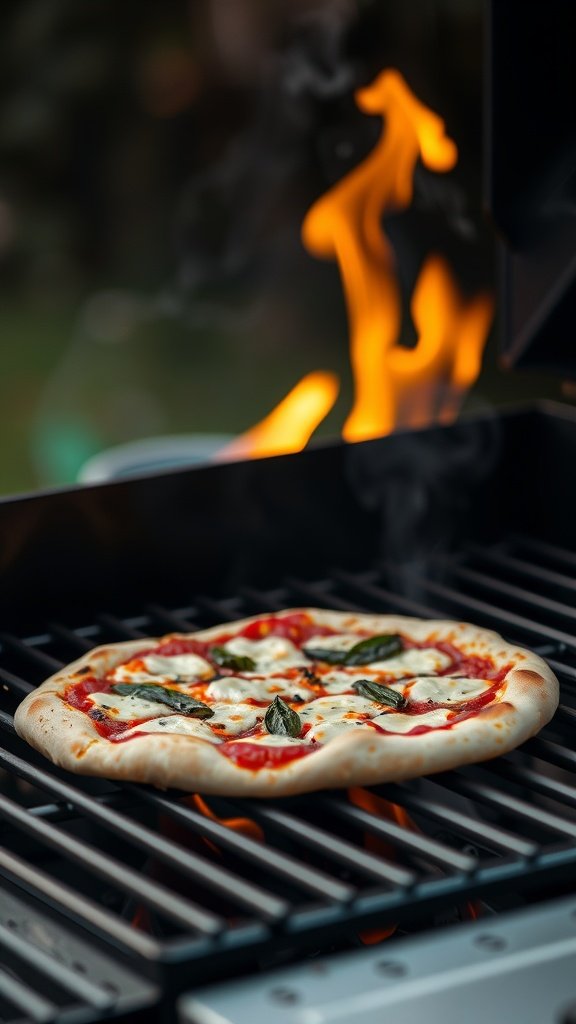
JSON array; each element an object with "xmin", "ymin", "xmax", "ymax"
[
  {"xmin": 111, "ymin": 684, "xmax": 214, "ymax": 718},
  {"xmin": 301, "ymin": 646, "xmax": 349, "ymax": 665},
  {"xmin": 264, "ymin": 695, "xmax": 302, "ymax": 738},
  {"xmin": 303, "ymin": 634, "xmax": 403, "ymax": 667},
  {"xmin": 344, "ymin": 634, "xmax": 403, "ymax": 665},
  {"xmin": 210, "ymin": 646, "xmax": 256, "ymax": 672},
  {"xmin": 351, "ymin": 679, "xmax": 407, "ymax": 710}
]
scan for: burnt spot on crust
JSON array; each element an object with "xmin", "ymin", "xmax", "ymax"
[
  {"xmin": 26, "ymin": 697, "xmax": 48, "ymax": 716},
  {"xmin": 510, "ymin": 669, "xmax": 546, "ymax": 689},
  {"xmin": 73, "ymin": 666, "xmax": 92, "ymax": 676}
]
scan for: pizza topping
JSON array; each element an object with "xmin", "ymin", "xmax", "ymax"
[
  {"xmin": 299, "ymin": 694, "xmax": 378, "ymax": 725},
  {"xmin": 206, "ymin": 676, "xmax": 312, "ymax": 703},
  {"xmin": 318, "ymin": 669, "xmax": 397, "ymax": 695},
  {"xmin": 307, "ymin": 718, "xmax": 371, "ymax": 743},
  {"xmin": 371, "ymin": 708, "xmax": 453, "ymax": 733},
  {"xmin": 264, "ymin": 695, "xmax": 302, "ymax": 738},
  {"xmin": 67, "ymin": 617, "xmax": 510, "ymax": 762},
  {"xmin": 230, "ymin": 734, "xmax": 308, "ymax": 747},
  {"xmin": 111, "ymin": 653, "xmax": 214, "ymax": 684},
  {"xmin": 364, "ymin": 647, "xmax": 453, "ymax": 677},
  {"xmin": 88, "ymin": 690, "xmax": 181, "ymax": 721},
  {"xmin": 220, "ymin": 738, "xmax": 312, "ymax": 769},
  {"xmin": 208, "ymin": 703, "xmax": 264, "ymax": 735},
  {"xmin": 110, "ymin": 684, "xmax": 214, "ymax": 718},
  {"xmin": 210, "ymin": 646, "xmax": 257, "ymax": 672},
  {"xmin": 303, "ymin": 633, "xmax": 403, "ymax": 666},
  {"xmin": 407, "ymin": 676, "xmax": 491, "ymax": 703},
  {"xmin": 118, "ymin": 716, "xmax": 223, "ymax": 742},
  {"xmin": 351, "ymin": 678, "xmax": 408, "ymax": 710},
  {"xmin": 219, "ymin": 636, "xmax": 306, "ymax": 674}
]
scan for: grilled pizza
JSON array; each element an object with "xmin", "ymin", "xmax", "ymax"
[{"xmin": 14, "ymin": 609, "xmax": 558, "ymax": 796}]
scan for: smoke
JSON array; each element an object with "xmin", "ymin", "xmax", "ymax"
[{"xmin": 345, "ymin": 412, "xmax": 501, "ymax": 600}]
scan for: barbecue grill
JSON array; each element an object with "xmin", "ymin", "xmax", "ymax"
[
  {"xmin": 3, "ymin": 0, "xmax": 576, "ymax": 1019},
  {"xmin": 2, "ymin": 403, "xmax": 576, "ymax": 1023}
]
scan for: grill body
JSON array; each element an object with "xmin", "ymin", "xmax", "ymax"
[{"xmin": 2, "ymin": 402, "xmax": 576, "ymax": 1022}]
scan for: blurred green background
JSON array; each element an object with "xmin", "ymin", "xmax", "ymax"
[{"xmin": 0, "ymin": 0, "xmax": 565, "ymax": 496}]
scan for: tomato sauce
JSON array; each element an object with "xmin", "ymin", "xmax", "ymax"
[
  {"xmin": 62, "ymin": 677, "xmax": 141, "ymax": 739},
  {"xmin": 220, "ymin": 740, "xmax": 313, "ymax": 769}
]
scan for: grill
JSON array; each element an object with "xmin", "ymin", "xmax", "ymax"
[{"xmin": 2, "ymin": 404, "xmax": 576, "ymax": 1022}]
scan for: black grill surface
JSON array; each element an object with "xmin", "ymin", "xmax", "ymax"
[{"xmin": 2, "ymin": 531, "xmax": 576, "ymax": 1021}]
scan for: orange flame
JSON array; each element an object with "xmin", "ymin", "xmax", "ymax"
[
  {"xmin": 190, "ymin": 794, "xmax": 264, "ymax": 844},
  {"xmin": 301, "ymin": 68, "xmax": 493, "ymax": 442},
  {"xmin": 349, "ymin": 787, "xmax": 419, "ymax": 944},
  {"xmin": 218, "ymin": 371, "xmax": 339, "ymax": 460}
]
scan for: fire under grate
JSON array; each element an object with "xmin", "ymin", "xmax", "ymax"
[{"xmin": 2, "ymin": 533, "xmax": 576, "ymax": 1017}]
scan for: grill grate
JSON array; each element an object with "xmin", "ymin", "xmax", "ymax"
[{"xmin": 2, "ymin": 534, "xmax": 576, "ymax": 1016}]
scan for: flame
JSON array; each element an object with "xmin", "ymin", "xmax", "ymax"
[
  {"xmin": 218, "ymin": 371, "xmax": 339, "ymax": 460},
  {"xmin": 190, "ymin": 794, "xmax": 264, "ymax": 843},
  {"xmin": 301, "ymin": 68, "xmax": 493, "ymax": 442},
  {"xmin": 349, "ymin": 787, "xmax": 419, "ymax": 944}
]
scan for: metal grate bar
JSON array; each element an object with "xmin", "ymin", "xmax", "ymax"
[
  {"xmin": 324, "ymin": 797, "xmax": 476, "ymax": 872},
  {"xmin": 487, "ymin": 759, "xmax": 576, "ymax": 812},
  {"xmin": 239, "ymin": 803, "xmax": 416, "ymax": 887},
  {"xmin": 0, "ymin": 668, "xmax": 35, "ymax": 696},
  {"xmin": 146, "ymin": 604, "xmax": 201, "ymax": 633},
  {"xmin": 379, "ymin": 567, "xmax": 576, "ymax": 650},
  {"xmin": 525, "ymin": 735, "xmax": 576, "ymax": 773},
  {"xmin": 284, "ymin": 578, "xmax": 366, "ymax": 613},
  {"xmin": 0, "ymin": 846, "xmax": 160, "ymax": 959},
  {"xmin": 47, "ymin": 624, "xmax": 97, "ymax": 654},
  {"xmin": 0, "ymin": 792, "xmax": 223, "ymax": 935},
  {"xmin": 546, "ymin": 659, "xmax": 576, "ymax": 684},
  {"xmin": 127, "ymin": 786, "xmax": 355, "ymax": 904},
  {"xmin": 97, "ymin": 614, "xmax": 148, "ymax": 640},
  {"xmin": 0, "ymin": 634, "xmax": 63, "ymax": 673},
  {"xmin": 0, "ymin": 964, "xmax": 56, "ymax": 1023},
  {"xmin": 195, "ymin": 596, "xmax": 247, "ymax": 624},
  {"xmin": 333, "ymin": 570, "xmax": 445, "ymax": 618},
  {"xmin": 443, "ymin": 561, "xmax": 576, "ymax": 625},
  {"xmin": 441, "ymin": 770, "xmax": 576, "ymax": 840},
  {"xmin": 0, "ymin": 920, "xmax": 114, "ymax": 1010},
  {"xmin": 383, "ymin": 782, "xmax": 538, "ymax": 858},
  {"xmin": 0, "ymin": 709, "xmax": 16, "ymax": 733},
  {"xmin": 0, "ymin": 749, "xmax": 287, "ymax": 923},
  {"xmin": 511, "ymin": 534, "xmax": 576, "ymax": 572},
  {"xmin": 238, "ymin": 588, "xmax": 290, "ymax": 614},
  {"xmin": 466, "ymin": 543, "xmax": 576, "ymax": 594}
]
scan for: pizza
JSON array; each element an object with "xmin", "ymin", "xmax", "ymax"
[{"xmin": 14, "ymin": 609, "xmax": 558, "ymax": 797}]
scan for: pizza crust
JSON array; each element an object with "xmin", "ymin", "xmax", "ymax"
[{"xmin": 14, "ymin": 610, "xmax": 559, "ymax": 797}]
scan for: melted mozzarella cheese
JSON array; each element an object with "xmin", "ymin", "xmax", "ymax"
[
  {"xmin": 308, "ymin": 719, "xmax": 371, "ymax": 744},
  {"xmin": 206, "ymin": 676, "xmax": 311, "ymax": 703},
  {"xmin": 407, "ymin": 676, "xmax": 490, "ymax": 703},
  {"xmin": 222, "ymin": 636, "xmax": 307, "ymax": 674},
  {"xmin": 299, "ymin": 694, "xmax": 377, "ymax": 724},
  {"xmin": 111, "ymin": 653, "xmax": 213, "ymax": 684},
  {"xmin": 366, "ymin": 648, "xmax": 452, "ymax": 677},
  {"xmin": 372, "ymin": 708, "xmax": 452, "ymax": 733},
  {"xmin": 118, "ymin": 717, "xmax": 222, "ymax": 741},
  {"xmin": 236, "ymin": 734, "xmax": 308, "ymax": 747},
  {"xmin": 304, "ymin": 638, "xmax": 452, "ymax": 679},
  {"xmin": 305, "ymin": 633, "xmax": 362, "ymax": 652},
  {"xmin": 208, "ymin": 703, "xmax": 263, "ymax": 735},
  {"xmin": 320, "ymin": 670, "xmax": 405, "ymax": 696},
  {"xmin": 89, "ymin": 691, "xmax": 178, "ymax": 721}
]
